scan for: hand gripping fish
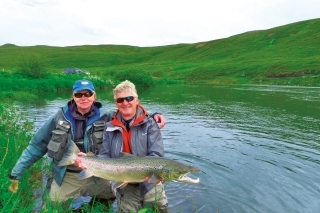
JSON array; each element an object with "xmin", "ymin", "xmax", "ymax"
[{"xmin": 58, "ymin": 141, "xmax": 200, "ymax": 189}]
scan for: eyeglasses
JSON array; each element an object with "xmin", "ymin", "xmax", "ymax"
[
  {"xmin": 73, "ymin": 92, "xmax": 94, "ymax": 98},
  {"xmin": 116, "ymin": 96, "xmax": 135, "ymax": 103}
]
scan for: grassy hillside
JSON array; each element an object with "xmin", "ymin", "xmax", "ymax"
[{"xmin": 1, "ymin": 18, "xmax": 320, "ymax": 86}]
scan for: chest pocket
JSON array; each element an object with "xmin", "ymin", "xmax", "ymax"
[
  {"xmin": 47, "ymin": 119, "xmax": 70, "ymax": 161},
  {"xmin": 91, "ymin": 120, "xmax": 106, "ymax": 154}
]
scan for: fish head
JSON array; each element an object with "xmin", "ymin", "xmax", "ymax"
[{"xmin": 161, "ymin": 160, "xmax": 200, "ymax": 183}]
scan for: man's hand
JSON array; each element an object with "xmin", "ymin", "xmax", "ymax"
[
  {"xmin": 74, "ymin": 152, "xmax": 87, "ymax": 169},
  {"xmin": 8, "ymin": 179, "xmax": 19, "ymax": 193},
  {"xmin": 153, "ymin": 114, "xmax": 166, "ymax": 129}
]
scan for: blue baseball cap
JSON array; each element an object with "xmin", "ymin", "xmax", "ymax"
[{"xmin": 73, "ymin": 80, "xmax": 95, "ymax": 93}]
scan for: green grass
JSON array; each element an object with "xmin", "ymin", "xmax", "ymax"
[{"xmin": 1, "ymin": 18, "xmax": 320, "ymax": 86}]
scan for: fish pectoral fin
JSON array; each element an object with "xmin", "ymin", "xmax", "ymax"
[
  {"xmin": 147, "ymin": 174, "xmax": 161, "ymax": 184},
  {"xmin": 112, "ymin": 182, "xmax": 128, "ymax": 191},
  {"xmin": 78, "ymin": 169, "xmax": 94, "ymax": 180}
]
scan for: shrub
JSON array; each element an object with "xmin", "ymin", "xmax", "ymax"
[
  {"xmin": 114, "ymin": 69, "xmax": 154, "ymax": 87},
  {"xmin": 17, "ymin": 54, "xmax": 49, "ymax": 79}
]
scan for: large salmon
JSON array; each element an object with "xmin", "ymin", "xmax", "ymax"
[{"xmin": 58, "ymin": 141, "xmax": 200, "ymax": 189}]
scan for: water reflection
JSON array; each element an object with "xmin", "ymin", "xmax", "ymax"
[{"xmin": 18, "ymin": 84, "xmax": 320, "ymax": 213}]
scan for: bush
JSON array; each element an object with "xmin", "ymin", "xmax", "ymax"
[
  {"xmin": 17, "ymin": 54, "xmax": 49, "ymax": 78},
  {"xmin": 114, "ymin": 69, "xmax": 154, "ymax": 87}
]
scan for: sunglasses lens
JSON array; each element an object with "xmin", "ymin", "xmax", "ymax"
[
  {"xmin": 74, "ymin": 92, "xmax": 93, "ymax": 98},
  {"xmin": 116, "ymin": 98, "xmax": 124, "ymax": 103},
  {"xmin": 74, "ymin": 93, "xmax": 82, "ymax": 98},
  {"xmin": 84, "ymin": 92, "xmax": 93, "ymax": 97},
  {"xmin": 116, "ymin": 96, "xmax": 134, "ymax": 103},
  {"xmin": 126, "ymin": 96, "xmax": 134, "ymax": 102}
]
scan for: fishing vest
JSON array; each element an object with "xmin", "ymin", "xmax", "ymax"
[{"xmin": 47, "ymin": 109, "xmax": 107, "ymax": 161}]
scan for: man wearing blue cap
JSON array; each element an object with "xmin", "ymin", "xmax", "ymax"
[{"xmin": 8, "ymin": 79, "xmax": 166, "ymax": 210}]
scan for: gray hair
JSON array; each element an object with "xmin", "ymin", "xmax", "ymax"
[{"xmin": 113, "ymin": 80, "xmax": 138, "ymax": 99}]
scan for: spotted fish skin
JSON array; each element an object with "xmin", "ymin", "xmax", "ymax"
[{"xmin": 59, "ymin": 141, "xmax": 200, "ymax": 187}]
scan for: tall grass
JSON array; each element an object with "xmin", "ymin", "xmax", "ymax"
[{"xmin": 0, "ymin": 102, "xmax": 38, "ymax": 212}]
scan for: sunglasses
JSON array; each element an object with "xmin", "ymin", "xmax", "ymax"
[
  {"xmin": 73, "ymin": 92, "xmax": 94, "ymax": 98},
  {"xmin": 116, "ymin": 96, "xmax": 135, "ymax": 103}
]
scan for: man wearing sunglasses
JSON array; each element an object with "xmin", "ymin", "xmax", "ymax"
[
  {"xmin": 8, "ymin": 79, "xmax": 166, "ymax": 210},
  {"xmin": 98, "ymin": 80, "xmax": 168, "ymax": 213}
]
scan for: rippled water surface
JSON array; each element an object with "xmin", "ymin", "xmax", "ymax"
[{"xmin": 21, "ymin": 84, "xmax": 320, "ymax": 213}]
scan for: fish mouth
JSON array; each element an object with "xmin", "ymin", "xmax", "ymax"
[{"xmin": 178, "ymin": 173, "xmax": 200, "ymax": 183}]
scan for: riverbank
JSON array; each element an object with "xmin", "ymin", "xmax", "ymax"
[{"xmin": 0, "ymin": 71, "xmax": 319, "ymax": 103}]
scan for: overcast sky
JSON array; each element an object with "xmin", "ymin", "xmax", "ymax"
[{"xmin": 0, "ymin": 0, "xmax": 319, "ymax": 47}]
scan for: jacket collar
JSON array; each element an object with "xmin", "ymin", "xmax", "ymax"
[{"xmin": 112, "ymin": 104, "xmax": 148, "ymax": 127}]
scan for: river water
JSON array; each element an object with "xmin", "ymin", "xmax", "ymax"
[{"xmin": 21, "ymin": 84, "xmax": 320, "ymax": 213}]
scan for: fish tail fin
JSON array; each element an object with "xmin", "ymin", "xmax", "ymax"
[{"xmin": 58, "ymin": 141, "xmax": 80, "ymax": 166}]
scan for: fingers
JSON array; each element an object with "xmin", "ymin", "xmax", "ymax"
[
  {"xmin": 155, "ymin": 114, "xmax": 166, "ymax": 129},
  {"xmin": 158, "ymin": 120, "xmax": 165, "ymax": 129}
]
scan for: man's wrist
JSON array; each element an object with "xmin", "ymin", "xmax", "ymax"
[{"xmin": 151, "ymin": 112, "xmax": 162, "ymax": 118}]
